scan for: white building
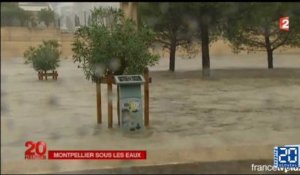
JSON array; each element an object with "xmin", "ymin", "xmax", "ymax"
[
  {"xmin": 51, "ymin": 2, "xmax": 120, "ymax": 31},
  {"xmin": 18, "ymin": 2, "xmax": 53, "ymax": 13},
  {"xmin": 18, "ymin": 2, "xmax": 54, "ymax": 28}
]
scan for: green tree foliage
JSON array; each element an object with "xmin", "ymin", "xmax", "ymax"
[
  {"xmin": 72, "ymin": 7, "xmax": 159, "ymax": 82},
  {"xmin": 224, "ymin": 3, "xmax": 300, "ymax": 69},
  {"xmin": 24, "ymin": 40, "xmax": 61, "ymax": 72},
  {"xmin": 1, "ymin": 2, "xmax": 30, "ymax": 26},
  {"xmin": 138, "ymin": 3, "xmax": 195, "ymax": 72},
  {"xmin": 37, "ymin": 8, "xmax": 55, "ymax": 27}
]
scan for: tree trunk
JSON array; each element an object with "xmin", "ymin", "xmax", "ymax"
[
  {"xmin": 121, "ymin": 2, "xmax": 138, "ymax": 26},
  {"xmin": 169, "ymin": 41, "xmax": 176, "ymax": 72},
  {"xmin": 264, "ymin": 35, "xmax": 273, "ymax": 69},
  {"xmin": 200, "ymin": 20, "xmax": 210, "ymax": 77},
  {"xmin": 267, "ymin": 49, "xmax": 273, "ymax": 69},
  {"xmin": 96, "ymin": 80, "xmax": 102, "ymax": 124}
]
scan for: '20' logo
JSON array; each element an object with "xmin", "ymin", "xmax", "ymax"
[
  {"xmin": 25, "ymin": 141, "xmax": 47, "ymax": 160},
  {"xmin": 278, "ymin": 147, "xmax": 298, "ymax": 163}
]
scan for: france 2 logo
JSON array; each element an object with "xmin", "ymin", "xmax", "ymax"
[
  {"xmin": 25, "ymin": 141, "xmax": 47, "ymax": 160},
  {"xmin": 279, "ymin": 17, "xmax": 289, "ymax": 31}
]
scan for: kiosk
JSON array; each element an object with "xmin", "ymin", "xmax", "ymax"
[{"xmin": 114, "ymin": 75, "xmax": 145, "ymax": 132}]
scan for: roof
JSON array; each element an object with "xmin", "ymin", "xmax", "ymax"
[{"xmin": 18, "ymin": 2, "xmax": 53, "ymax": 12}]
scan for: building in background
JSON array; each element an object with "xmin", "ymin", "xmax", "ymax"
[
  {"xmin": 50, "ymin": 2, "xmax": 119, "ymax": 32},
  {"xmin": 16, "ymin": 2, "xmax": 135, "ymax": 31},
  {"xmin": 18, "ymin": 2, "xmax": 54, "ymax": 28},
  {"xmin": 18, "ymin": 2, "xmax": 53, "ymax": 13}
]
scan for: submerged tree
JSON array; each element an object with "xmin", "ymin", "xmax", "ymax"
[
  {"xmin": 139, "ymin": 3, "xmax": 196, "ymax": 72},
  {"xmin": 224, "ymin": 3, "xmax": 300, "ymax": 69},
  {"xmin": 184, "ymin": 3, "xmax": 230, "ymax": 77}
]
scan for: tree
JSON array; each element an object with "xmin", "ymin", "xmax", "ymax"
[
  {"xmin": 72, "ymin": 7, "xmax": 159, "ymax": 124},
  {"xmin": 72, "ymin": 7, "xmax": 159, "ymax": 82},
  {"xmin": 37, "ymin": 8, "xmax": 55, "ymax": 27},
  {"xmin": 24, "ymin": 40, "xmax": 61, "ymax": 72},
  {"xmin": 1, "ymin": 2, "xmax": 30, "ymax": 26},
  {"xmin": 224, "ymin": 3, "xmax": 300, "ymax": 69},
  {"xmin": 139, "ymin": 3, "xmax": 194, "ymax": 72},
  {"xmin": 185, "ymin": 3, "xmax": 230, "ymax": 76}
]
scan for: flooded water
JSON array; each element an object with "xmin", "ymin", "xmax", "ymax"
[{"xmin": 1, "ymin": 54, "xmax": 300, "ymax": 173}]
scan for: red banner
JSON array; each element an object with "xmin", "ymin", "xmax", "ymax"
[{"xmin": 48, "ymin": 150, "xmax": 147, "ymax": 160}]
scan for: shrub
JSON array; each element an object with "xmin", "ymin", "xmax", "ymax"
[
  {"xmin": 24, "ymin": 40, "xmax": 61, "ymax": 72},
  {"xmin": 72, "ymin": 7, "xmax": 159, "ymax": 82}
]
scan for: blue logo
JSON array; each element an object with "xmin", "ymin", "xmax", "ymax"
[{"xmin": 274, "ymin": 145, "xmax": 300, "ymax": 168}]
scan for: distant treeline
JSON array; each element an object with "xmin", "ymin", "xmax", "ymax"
[{"xmin": 1, "ymin": 2, "xmax": 56, "ymax": 28}]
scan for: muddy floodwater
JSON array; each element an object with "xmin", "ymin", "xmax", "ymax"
[{"xmin": 1, "ymin": 53, "xmax": 300, "ymax": 173}]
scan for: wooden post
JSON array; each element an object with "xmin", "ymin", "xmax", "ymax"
[
  {"xmin": 144, "ymin": 67, "xmax": 149, "ymax": 127},
  {"xmin": 96, "ymin": 78, "xmax": 102, "ymax": 124},
  {"xmin": 117, "ymin": 86, "xmax": 120, "ymax": 126},
  {"xmin": 38, "ymin": 71, "xmax": 42, "ymax": 80},
  {"xmin": 45, "ymin": 71, "xmax": 47, "ymax": 80},
  {"xmin": 55, "ymin": 71, "xmax": 58, "ymax": 80},
  {"xmin": 107, "ymin": 71, "xmax": 113, "ymax": 128}
]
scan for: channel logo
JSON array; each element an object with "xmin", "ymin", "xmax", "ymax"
[{"xmin": 274, "ymin": 145, "xmax": 300, "ymax": 168}]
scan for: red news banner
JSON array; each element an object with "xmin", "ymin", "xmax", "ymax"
[
  {"xmin": 48, "ymin": 150, "xmax": 147, "ymax": 160},
  {"xmin": 25, "ymin": 141, "xmax": 146, "ymax": 160}
]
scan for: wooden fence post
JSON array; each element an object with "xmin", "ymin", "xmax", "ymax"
[
  {"xmin": 144, "ymin": 67, "xmax": 149, "ymax": 127},
  {"xmin": 45, "ymin": 71, "xmax": 47, "ymax": 80},
  {"xmin": 96, "ymin": 78, "xmax": 102, "ymax": 124},
  {"xmin": 107, "ymin": 71, "xmax": 113, "ymax": 128},
  {"xmin": 117, "ymin": 86, "xmax": 120, "ymax": 126},
  {"xmin": 38, "ymin": 71, "xmax": 42, "ymax": 80}
]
